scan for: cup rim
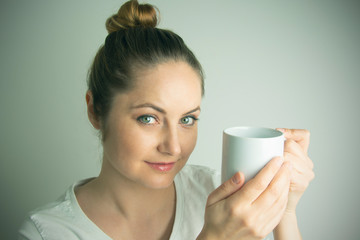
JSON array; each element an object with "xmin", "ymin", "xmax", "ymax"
[{"xmin": 223, "ymin": 126, "xmax": 284, "ymax": 139}]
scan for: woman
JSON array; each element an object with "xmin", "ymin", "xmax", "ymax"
[{"xmin": 18, "ymin": 1, "xmax": 314, "ymax": 239}]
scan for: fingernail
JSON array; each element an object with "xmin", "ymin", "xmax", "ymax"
[{"xmin": 232, "ymin": 173, "xmax": 241, "ymax": 184}]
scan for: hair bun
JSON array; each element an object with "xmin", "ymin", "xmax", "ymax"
[{"xmin": 106, "ymin": 0, "xmax": 159, "ymax": 33}]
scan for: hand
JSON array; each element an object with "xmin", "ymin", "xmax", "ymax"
[
  {"xmin": 276, "ymin": 128, "xmax": 315, "ymax": 213},
  {"xmin": 197, "ymin": 157, "xmax": 292, "ymax": 240}
]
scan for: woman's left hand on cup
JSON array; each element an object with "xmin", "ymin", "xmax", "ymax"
[{"xmin": 276, "ymin": 128, "xmax": 315, "ymax": 213}]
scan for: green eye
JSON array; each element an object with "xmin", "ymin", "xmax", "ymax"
[
  {"xmin": 180, "ymin": 116, "xmax": 197, "ymax": 126},
  {"xmin": 137, "ymin": 115, "xmax": 156, "ymax": 124}
]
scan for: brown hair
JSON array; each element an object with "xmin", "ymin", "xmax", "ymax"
[{"xmin": 87, "ymin": 0, "xmax": 204, "ymax": 137}]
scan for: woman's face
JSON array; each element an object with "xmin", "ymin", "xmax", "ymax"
[{"xmin": 100, "ymin": 61, "xmax": 202, "ymax": 189}]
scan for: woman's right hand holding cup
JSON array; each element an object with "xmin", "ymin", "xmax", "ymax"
[{"xmin": 197, "ymin": 157, "xmax": 292, "ymax": 240}]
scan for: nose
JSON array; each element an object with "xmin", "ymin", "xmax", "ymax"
[{"xmin": 157, "ymin": 125, "xmax": 181, "ymax": 157}]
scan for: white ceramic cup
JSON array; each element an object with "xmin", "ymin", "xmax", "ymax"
[{"xmin": 221, "ymin": 126, "xmax": 285, "ymax": 183}]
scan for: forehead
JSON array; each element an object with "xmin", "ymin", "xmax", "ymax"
[
  {"xmin": 119, "ymin": 61, "xmax": 202, "ymax": 112},
  {"xmin": 133, "ymin": 61, "xmax": 201, "ymax": 92}
]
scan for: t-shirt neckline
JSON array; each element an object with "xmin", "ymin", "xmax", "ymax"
[{"xmin": 68, "ymin": 176, "xmax": 184, "ymax": 239}]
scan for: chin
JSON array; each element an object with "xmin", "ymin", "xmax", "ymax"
[{"xmin": 143, "ymin": 173, "xmax": 177, "ymax": 190}]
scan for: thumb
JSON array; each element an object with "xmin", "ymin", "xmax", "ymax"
[{"xmin": 207, "ymin": 172, "xmax": 245, "ymax": 207}]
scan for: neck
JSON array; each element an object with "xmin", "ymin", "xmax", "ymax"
[
  {"xmin": 88, "ymin": 159, "xmax": 176, "ymax": 222},
  {"xmin": 75, "ymin": 159, "xmax": 177, "ymax": 240}
]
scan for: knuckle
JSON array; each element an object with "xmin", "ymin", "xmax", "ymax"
[
  {"xmin": 241, "ymin": 214, "xmax": 266, "ymax": 239},
  {"xmin": 227, "ymin": 203, "xmax": 244, "ymax": 220},
  {"xmin": 289, "ymin": 184, "xmax": 299, "ymax": 193},
  {"xmin": 242, "ymin": 214, "xmax": 254, "ymax": 228},
  {"xmin": 291, "ymin": 181, "xmax": 309, "ymax": 192},
  {"xmin": 256, "ymin": 231, "xmax": 267, "ymax": 239},
  {"xmin": 247, "ymin": 224, "xmax": 265, "ymax": 238},
  {"xmin": 289, "ymin": 184, "xmax": 297, "ymax": 192},
  {"xmin": 310, "ymin": 171, "xmax": 315, "ymax": 180},
  {"xmin": 248, "ymin": 228, "xmax": 258, "ymax": 237},
  {"xmin": 228, "ymin": 208, "xmax": 239, "ymax": 220}
]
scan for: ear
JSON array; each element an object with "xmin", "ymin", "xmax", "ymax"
[{"xmin": 86, "ymin": 90, "xmax": 101, "ymax": 130}]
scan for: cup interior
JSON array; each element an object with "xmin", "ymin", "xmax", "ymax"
[{"xmin": 224, "ymin": 127, "xmax": 283, "ymax": 139}]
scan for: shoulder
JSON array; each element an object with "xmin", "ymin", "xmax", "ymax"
[
  {"xmin": 18, "ymin": 185, "xmax": 76, "ymax": 238},
  {"xmin": 176, "ymin": 164, "xmax": 220, "ymax": 195},
  {"xmin": 18, "ymin": 216, "xmax": 43, "ymax": 240},
  {"xmin": 25, "ymin": 181, "xmax": 80, "ymax": 222},
  {"xmin": 18, "ymin": 178, "xmax": 103, "ymax": 239},
  {"xmin": 18, "ymin": 191, "xmax": 71, "ymax": 239}
]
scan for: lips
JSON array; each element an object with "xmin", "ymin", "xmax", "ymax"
[{"xmin": 145, "ymin": 161, "xmax": 176, "ymax": 172}]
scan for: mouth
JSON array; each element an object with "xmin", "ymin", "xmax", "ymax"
[{"xmin": 145, "ymin": 161, "xmax": 176, "ymax": 172}]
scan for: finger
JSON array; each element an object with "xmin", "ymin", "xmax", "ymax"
[
  {"xmin": 284, "ymin": 152, "xmax": 313, "ymax": 177},
  {"xmin": 260, "ymin": 176, "xmax": 290, "ymax": 234},
  {"xmin": 289, "ymin": 167, "xmax": 315, "ymax": 192},
  {"xmin": 252, "ymin": 162, "xmax": 292, "ymax": 210},
  {"xmin": 284, "ymin": 140, "xmax": 314, "ymax": 170},
  {"xmin": 234, "ymin": 157, "xmax": 284, "ymax": 205},
  {"xmin": 284, "ymin": 139, "xmax": 305, "ymax": 157},
  {"xmin": 246, "ymin": 163, "xmax": 291, "ymax": 237},
  {"xmin": 207, "ymin": 171, "xmax": 245, "ymax": 207},
  {"xmin": 277, "ymin": 128, "xmax": 310, "ymax": 153},
  {"xmin": 284, "ymin": 152, "xmax": 306, "ymax": 176}
]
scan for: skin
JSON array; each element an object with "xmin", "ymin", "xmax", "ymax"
[
  {"xmin": 77, "ymin": 61, "xmax": 202, "ymax": 240},
  {"xmin": 197, "ymin": 129, "xmax": 315, "ymax": 240},
  {"xmin": 77, "ymin": 60, "xmax": 314, "ymax": 240},
  {"xmin": 273, "ymin": 128, "xmax": 315, "ymax": 240}
]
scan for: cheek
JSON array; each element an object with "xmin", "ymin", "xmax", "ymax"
[
  {"xmin": 104, "ymin": 123, "xmax": 154, "ymax": 164},
  {"xmin": 117, "ymin": 129, "xmax": 156, "ymax": 158},
  {"xmin": 180, "ymin": 129, "xmax": 198, "ymax": 156}
]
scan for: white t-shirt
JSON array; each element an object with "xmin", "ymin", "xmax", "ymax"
[
  {"xmin": 18, "ymin": 165, "xmax": 219, "ymax": 240},
  {"xmin": 18, "ymin": 165, "xmax": 273, "ymax": 240}
]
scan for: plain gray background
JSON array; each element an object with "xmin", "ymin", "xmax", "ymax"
[{"xmin": 1, "ymin": 0, "xmax": 359, "ymax": 239}]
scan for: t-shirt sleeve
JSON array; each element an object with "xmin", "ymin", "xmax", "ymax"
[{"xmin": 18, "ymin": 217, "xmax": 43, "ymax": 240}]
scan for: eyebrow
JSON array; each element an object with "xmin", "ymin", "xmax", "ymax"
[{"xmin": 131, "ymin": 103, "xmax": 200, "ymax": 115}]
